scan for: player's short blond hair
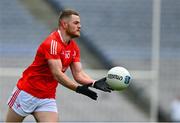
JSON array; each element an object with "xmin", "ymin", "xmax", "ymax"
[{"xmin": 58, "ymin": 9, "xmax": 80, "ymax": 27}]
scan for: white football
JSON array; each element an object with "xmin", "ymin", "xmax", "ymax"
[{"xmin": 106, "ymin": 66, "xmax": 131, "ymax": 91}]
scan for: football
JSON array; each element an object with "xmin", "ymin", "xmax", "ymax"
[{"xmin": 106, "ymin": 66, "xmax": 131, "ymax": 91}]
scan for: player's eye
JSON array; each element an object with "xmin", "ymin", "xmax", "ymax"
[{"xmin": 74, "ymin": 21, "xmax": 80, "ymax": 25}]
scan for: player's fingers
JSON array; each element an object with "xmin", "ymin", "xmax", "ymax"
[
  {"xmin": 104, "ymin": 88, "xmax": 111, "ymax": 92},
  {"xmin": 108, "ymin": 86, "xmax": 114, "ymax": 91},
  {"xmin": 87, "ymin": 89, "xmax": 98, "ymax": 100},
  {"xmin": 105, "ymin": 82, "xmax": 113, "ymax": 91},
  {"xmin": 102, "ymin": 77, "xmax": 106, "ymax": 81},
  {"xmin": 100, "ymin": 86, "xmax": 111, "ymax": 92}
]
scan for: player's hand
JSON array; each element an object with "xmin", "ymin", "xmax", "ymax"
[
  {"xmin": 76, "ymin": 83, "xmax": 98, "ymax": 100},
  {"xmin": 93, "ymin": 77, "xmax": 113, "ymax": 92}
]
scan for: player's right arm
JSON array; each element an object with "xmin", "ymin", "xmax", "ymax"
[
  {"xmin": 48, "ymin": 59, "xmax": 97, "ymax": 100},
  {"xmin": 48, "ymin": 59, "xmax": 78, "ymax": 91}
]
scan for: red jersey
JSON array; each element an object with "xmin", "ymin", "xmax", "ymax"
[{"xmin": 17, "ymin": 30, "xmax": 80, "ymax": 99}]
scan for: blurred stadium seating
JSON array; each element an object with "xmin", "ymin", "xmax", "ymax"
[
  {"xmin": 0, "ymin": 0, "xmax": 180, "ymax": 122},
  {"xmin": 0, "ymin": 0, "xmax": 49, "ymax": 67}
]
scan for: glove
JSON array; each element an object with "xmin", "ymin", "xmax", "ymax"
[
  {"xmin": 93, "ymin": 77, "xmax": 113, "ymax": 92},
  {"xmin": 76, "ymin": 83, "xmax": 98, "ymax": 100}
]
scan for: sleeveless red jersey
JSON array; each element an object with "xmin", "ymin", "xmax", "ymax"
[{"xmin": 17, "ymin": 30, "xmax": 80, "ymax": 99}]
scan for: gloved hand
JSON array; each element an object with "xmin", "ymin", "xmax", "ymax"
[
  {"xmin": 93, "ymin": 77, "xmax": 113, "ymax": 92},
  {"xmin": 76, "ymin": 83, "xmax": 98, "ymax": 100}
]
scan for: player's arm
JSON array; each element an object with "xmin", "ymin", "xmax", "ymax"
[
  {"xmin": 70, "ymin": 62, "xmax": 113, "ymax": 92},
  {"xmin": 48, "ymin": 59, "xmax": 97, "ymax": 100},
  {"xmin": 70, "ymin": 62, "xmax": 94, "ymax": 85},
  {"xmin": 48, "ymin": 59, "xmax": 78, "ymax": 91}
]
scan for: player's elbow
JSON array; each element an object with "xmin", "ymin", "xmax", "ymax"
[
  {"xmin": 52, "ymin": 72, "xmax": 60, "ymax": 81},
  {"xmin": 73, "ymin": 74, "xmax": 82, "ymax": 84},
  {"xmin": 51, "ymin": 69, "xmax": 63, "ymax": 81}
]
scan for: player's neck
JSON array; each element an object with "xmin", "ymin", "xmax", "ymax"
[{"xmin": 58, "ymin": 29, "xmax": 71, "ymax": 44}]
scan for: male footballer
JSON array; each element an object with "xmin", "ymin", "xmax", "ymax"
[{"xmin": 5, "ymin": 9, "xmax": 112, "ymax": 122}]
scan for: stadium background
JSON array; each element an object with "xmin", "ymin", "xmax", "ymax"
[{"xmin": 0, "ymin": 0, "xmax": 180, "ymax": 122}]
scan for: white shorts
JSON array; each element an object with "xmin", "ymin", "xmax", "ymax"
[{"xmin": 7, "ymin": 87, "xmax": 58, "ymax": 117}]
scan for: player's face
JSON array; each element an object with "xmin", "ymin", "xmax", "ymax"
[{"xmin": 66, "ymin": 15, "xmax": 81, "ymax": 38}]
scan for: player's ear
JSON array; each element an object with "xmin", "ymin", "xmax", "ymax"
[{"xmin": 60, "ymin": 20, "xmax": 68, "ymax": 29}]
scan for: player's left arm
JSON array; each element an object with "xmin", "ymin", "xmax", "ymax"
[
  {"xmin": 70, "ymin": 62, "xmax": 113, "ymax": 92},
  {"xmin": 70, "ymin": 62, "xmax": 94, "ymax": 85}
]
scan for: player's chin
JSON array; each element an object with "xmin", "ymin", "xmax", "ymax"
[{"xmin": 73, "ymin": 32, "xmax": 80, "ymax": 37}]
